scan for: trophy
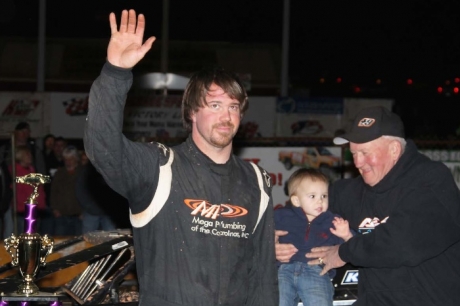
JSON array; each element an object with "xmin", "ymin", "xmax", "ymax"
[{"xmin": 4, "ymin": 173, "xmax": 54, "ymax": 296}]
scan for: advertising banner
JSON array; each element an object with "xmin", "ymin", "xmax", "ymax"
[
  {"xmin": 276, "ymin": 97, "xmax": 344, "ymax": 138},
  {"xmin": 50, "ymin": 92, "xmax": 187, "ymax": 140},
  {"xmin": 420, "ymin": 149, "xmax": 460, "ymax": 188},
  {"xmin": 122, "ymin": 94, "xmax": 185, "ymax": 140},
  {"xmin": 47, "ymin": 92, "xmax": 277, "ymax": 140},
  {"xmin": 239, "ymin": 96, "xmax": 277, "ymax": 138},
  {"xmin": 237, "ymin": 146, "xmax": 342, "ymax": 208},
  {"xmin": 50, "ymin": 92, "xmax": 88, "ymax": 138},
  {"xmin": 122, "ymin": 94, "xmax": 277, "ymax": 140},
  {"xmin": 275, "ymin": 97, "xmax": 394, "ymax": 138},
  {"xmin": 0, "ymin": 92, "xmax": 47, "ymax": 138},
  {"xmin": 7, "ymin": 90, "xmax": 394, "ymax": 142}
]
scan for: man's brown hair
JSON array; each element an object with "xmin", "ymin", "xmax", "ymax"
[{"xmin": 181, "ymin": 66, "xmax": 248, "ymax": 131}]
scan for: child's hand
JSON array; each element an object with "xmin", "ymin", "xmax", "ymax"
[{"xmin": 330, "ymin": 217, "xmax": 353, "ymax": 241}]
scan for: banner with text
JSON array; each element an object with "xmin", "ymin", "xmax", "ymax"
[
  {"xmin": 275, "ymin": 97, "xmax": 394, "ymax": 138},
  {"xmin": 420, "ymin": 149, "xmax": 460, "ymax": 188},
  {"xmin": 0, "ymin": 92, "xmax": 47, "ymax": 138},
  {"xmin": 50, "ymin": 92, "xmax": 89, "ymax": 138}
]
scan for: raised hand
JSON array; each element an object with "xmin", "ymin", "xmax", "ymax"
[{"xmin": 107, "ymin": 9, "xmax": 156, "ymax": 68}]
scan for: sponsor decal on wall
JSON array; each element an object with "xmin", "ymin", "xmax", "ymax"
[
  {"xmin": 0, "ymin": 92, "xmax": 46, "ymax": 138},
  {"xmin": 275, "ymin": 97, "xmax": 394, "ymax": 138},
  {"xmin": 50, "ymin": 92, "xmax": 89, "ymax": 138}
]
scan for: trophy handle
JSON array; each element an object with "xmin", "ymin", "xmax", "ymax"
[
  {"xmin": 39, "ymin": 234, "xmax": 54, "ymax": 267},
  {"xmin": 4, "ymin": 234, "xmax": 20, "ymax": 266}
]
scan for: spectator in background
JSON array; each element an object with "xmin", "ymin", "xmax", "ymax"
[
  {"xmin": 50, "ymin": 145, "xmax": 82, "ymax": 236},
  {"xmin": 76, "ymin": 159, "xmax": 129, "ymax": 234},
  {"xmin": 0, "ymin": 155, "xmax": 12, "ymax": 238},
  {"xmin": 39, "ymin": 135, "xmax": 66, "ymax": 235},
  {"xmin": 0, "ymin": 122, "xmax": 41, "ymax": 238},
  {"xmin": 46, "ymin": 136, "xmax": 66, "ymax": 178},
  {"xmin": 7, "ymin": 145, "xmax": 47, "ymax": 234},
  {"xmin": 42, "ymin": 134, "xmax": 55, "ymax": 171},
  {"xmin": 41, "ymin": 134, "xmax": 55, "ymax": 208},
  {"xmin": 79, "ymin": 150, "xmax": 89, "ymax": 166},
  {"xmin": 13, "ymin": 122, "xmax": 37, "ymax": 164},
  {"xmin": 0, "ymin": 122, "xmax": 39, "ymax": 168}
]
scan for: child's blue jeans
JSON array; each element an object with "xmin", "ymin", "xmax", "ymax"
[{"xmin": 278, "ymin": 261, "xmax": 334, "ymax": 306}]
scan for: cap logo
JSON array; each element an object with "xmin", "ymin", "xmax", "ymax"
[{"xmin": 358, "ymin": 118, "xmax": 375, "ymax": 127}]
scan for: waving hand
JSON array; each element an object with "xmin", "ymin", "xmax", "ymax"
[{"xmin": 107, "ymin": 9, "xmax": 156, "ymax": 68}]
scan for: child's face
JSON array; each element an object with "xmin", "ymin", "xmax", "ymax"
[{"xmin": 290, "ymin": 178, "xmax": 328, "ymax": 222}]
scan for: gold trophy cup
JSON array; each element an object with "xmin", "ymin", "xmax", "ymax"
[{"xmin": 4, "ymin": 173, "xmax": 54, "ymax": 296}]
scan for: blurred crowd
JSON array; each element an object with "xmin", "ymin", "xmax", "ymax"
[{"xmin": 0, "ymin": 122, "xmax": 129, "ymax": 239}]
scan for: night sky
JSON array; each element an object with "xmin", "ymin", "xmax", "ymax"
[
  {"xmin": 2, "ymin": 0, "xmax": 460, "ymax": 138},
  {"xmin": 2, "ymin": 0, "xmax": 460, "ymax": 86}
]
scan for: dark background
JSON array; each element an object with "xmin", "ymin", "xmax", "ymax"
[
  {"xmin": 1, "ymin": 0, "xmax": 460, "ymax": 140},
  {"xmin": 2, "ymin": 0, "xmax": 459, "ymax": 84}
]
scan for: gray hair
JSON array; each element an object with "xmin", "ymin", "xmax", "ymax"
[
  {"xmin": 382, "ymin": 135, "xmax": 406, "ymax": 154},
  {"xmin": 62, "ymin": 145, "xmax": 80, "ymax": 162}
]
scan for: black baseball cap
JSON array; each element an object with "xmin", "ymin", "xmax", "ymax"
[
  {"xmin": 15, "ymin": 121, "xmax": 30, "ymax": 131},
  {"xmin": 333, "ymin": 106, "xmax": 405, "ymax": 145}
]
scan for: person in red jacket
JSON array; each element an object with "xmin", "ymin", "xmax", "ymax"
[{"xmin": 8, "ymin": 145, "xmax": 46, "ymax": 234}]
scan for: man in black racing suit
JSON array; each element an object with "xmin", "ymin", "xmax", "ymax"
[{"xmin": 83, "ymin": 9, "xmax": 279, "ymax": 306}]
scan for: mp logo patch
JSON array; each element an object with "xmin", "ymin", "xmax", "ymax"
[{"xmin": 358, "ymin": 118, "xmax": 376, "ymax": 127}]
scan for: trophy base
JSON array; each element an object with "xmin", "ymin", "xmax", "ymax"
[
  {"xmin": 17, "ymin": 281, "xmax": 41, "ymax": 296},
  {"xmin": 1, "ymin": 291, "xmax": 64, "ymax": 302}
]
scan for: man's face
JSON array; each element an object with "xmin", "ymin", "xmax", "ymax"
[
  {"xmin": 45, "ymin": 137, "xmax": 55, "ymax": 151},
  {"xmin": 350, "ymin": 137, "xmax": 396, "ymax": 186},
  {"xmin": 64, "ymin": 156, "xmax": 78, "ymax": 171},
  {"xmin": 53, "ymin": 140, "xmax": 66, "ymax": 157},
  {"xmin": 15, "ymin": 128, "xmax": 30, "ymax": 144},
  {"xmin": 191, "ymin": 83, "xmax": 241, "ymax": 149}
]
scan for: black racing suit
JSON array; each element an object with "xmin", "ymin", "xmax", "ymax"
[{"xmin": 84, "ymin": 62, "xmax": 279, "ymax": 306}]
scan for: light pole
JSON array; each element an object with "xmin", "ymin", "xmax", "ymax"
[
  {"xmin": 280, "ymin": 0, "xmax": 290, "ymax": 97},
  {"xmin": 37, "ymin": 0, "xmax": 46, "ymax": 92},
  {"xmin": 161, "ymin": 0, "xmax": 170, "ymax": 97}
]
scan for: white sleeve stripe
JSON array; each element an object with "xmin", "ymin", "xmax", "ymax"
[
  {"xmin": 130, "ymin": 150, "xmax": 174, "ymax": 228},
  {"xmin": 250, "ymin": 162, "xmax": 269, "ymax": 234}
]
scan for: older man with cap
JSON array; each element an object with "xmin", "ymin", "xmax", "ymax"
[{"xmin": 276, "ymin": 106, "xmax": 460, "ymax": 306}]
